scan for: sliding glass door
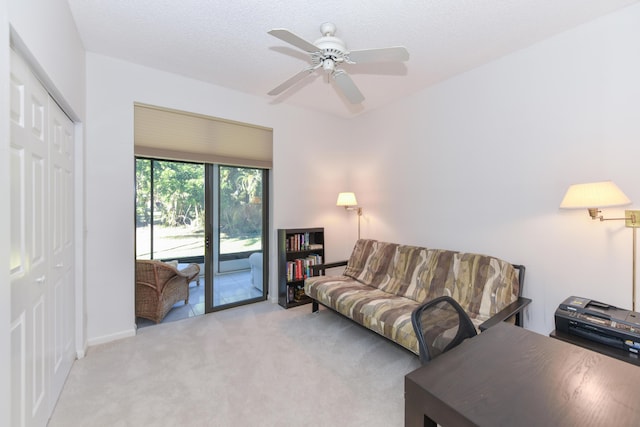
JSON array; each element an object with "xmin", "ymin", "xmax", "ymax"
[
  {"xmin": 205, "ymin": 165, "xmax": 268, "ymax": 311},
  {"xmin": 135, "ymin": 158, "xmax": 268, "ymax": 322}
]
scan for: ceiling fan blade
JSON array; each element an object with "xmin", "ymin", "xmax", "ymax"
[
  {"xmin": 268, "ymin": 29, "xmax": 319, "ymax": 53},
  {"xmin": 333, "ymin": 71, "xmax": 365, "ymax": 104},
  {"xmin": 268, "ymin": 68, "xmax": 315, "ymax": 96},
  {"xmin": 348, "ymin": 46, "xmax": 410, "ymax": 63}
]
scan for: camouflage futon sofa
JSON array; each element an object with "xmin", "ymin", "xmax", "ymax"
[{"xmin": 304, "ymin": 239, "xmax": 530, "ymax": 355}]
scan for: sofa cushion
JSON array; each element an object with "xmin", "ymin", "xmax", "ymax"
[
  {"xmin": 343, "ymin": 239, "xmax": 399, "ymax": 287},
  {"xmin": 448, "ymin": 253, "xmax": 520, "ymax": 323},
  {"xmin": 305, "ymin": 275, "xmax": 420, "ymax": 353},
  {"xmin": 342, "ymin": 239, "xmax": 376, "ymax": 279},
  {"xmin": 376, "ymin": 244, "xmax": 431, "ymax": 298},
  {"xmin": 305, "ymin": 274, "xmax": 487, "ymax": 355}
]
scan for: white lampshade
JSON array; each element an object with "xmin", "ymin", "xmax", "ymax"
[
  {"xmin": 560, "ymin": 181, "xmax": 631, "ymax": 209},
  {"xmin": 336, "ymin": 192, "xmax": 358, "ymax": 207}
]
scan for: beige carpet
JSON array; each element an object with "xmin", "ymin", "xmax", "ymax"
[{"xmin": 48, "ymin": 301, "xmax": 421, "ymax": 426}]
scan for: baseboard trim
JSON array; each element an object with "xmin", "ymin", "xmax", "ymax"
[
  {"xmin": 87, "ymin": 327, "xmax": 136, "ymax": 347},
  {"xmin": 76, "ymin": 342, "xmax": 88, "ymax": 360}
]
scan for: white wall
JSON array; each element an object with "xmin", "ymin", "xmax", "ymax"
[
  {"xmin": 350, "ymin": 4, "xmax": 640, "ymax": 334},
  {"xmin": 8, "ymin": 0, "xmax": 85, "ymax": 118},
  {"xmin": 84, "ymin": 53, "xmax": 356, "ymax": 344},
  {"xmin": 3, "ymin": 0, "xmax": 86, "ymax": 423}
]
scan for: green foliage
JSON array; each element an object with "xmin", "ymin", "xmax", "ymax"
[
  {"xmin": 154, "ymin": 161, "xmax": 205, "ymax": 227},
  {"xmin": 135, "ymin": 160, "xmax": 151, "ymax": 226},
  {"xmin": 136, "ymin": 159, "xmax": 263, "ymax": 241},
  {"xmin": 136, "ymin": 159, "xmax": 205, "ymax": 228},
  {"xmin": 219, "ymin": 166, "xmax": 263, "ymax": 238}
]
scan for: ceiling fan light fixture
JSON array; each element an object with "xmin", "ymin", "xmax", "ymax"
[{"xmin": 322, "ymin": 59, "xmax": 335, "ymax": 73}]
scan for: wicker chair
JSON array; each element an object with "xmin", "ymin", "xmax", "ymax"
[{"xmin": 135, "ymin": 260, "xmax": 200, "ymax": 323}]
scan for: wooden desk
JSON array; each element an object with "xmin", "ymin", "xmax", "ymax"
[
  {"xmin": 550, "ymin": 329, "xmax": 640, "ymax": 366},
  {"xmin": 405, "ymin": 322, "xmax": 640, "ymax": 427}
]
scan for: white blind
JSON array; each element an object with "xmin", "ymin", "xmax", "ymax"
[{"xmin": 134, "ymin": 104, "xmax": 273, "ymax": 168}]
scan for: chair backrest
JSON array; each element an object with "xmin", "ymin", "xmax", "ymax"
[
  {"xmin": 136, "ymin": 260, "xmax": 179, "ymax": 288},
  {"xmin": 411, "ymin": 296, "xmax": 478, "ymax": 364}
]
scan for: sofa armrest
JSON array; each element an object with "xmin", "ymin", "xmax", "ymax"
[
  {"xmin": 479, "ymin": 297, "xmax": 532, "ymax": 332},
  {"xmin": 311, "ymin": 260, "xmax": 348, "ymax": 276}
]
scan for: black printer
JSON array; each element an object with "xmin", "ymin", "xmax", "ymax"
[{"xmin": 555, "ymin": 296, "xmax": 640, "ymax": 353}]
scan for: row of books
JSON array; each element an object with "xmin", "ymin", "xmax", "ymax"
[
  {"xmin": 286, "ymin": 232, "xmax": 323, "ymax": 252},
  {"xmin": 285, "ymin": 254, "xmax": 323, "ymax": 282}
]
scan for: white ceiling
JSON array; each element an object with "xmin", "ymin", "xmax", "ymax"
[{"xmin": 66, "ymin": 0, "xmax": 639, "ymax": 118}]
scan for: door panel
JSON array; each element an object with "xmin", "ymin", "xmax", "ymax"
[
  {"xmin": 48, "ymin": 100, "xmax": 75, "ymax": 403},
  {"xmin": 206, "ymin": 165, "xmax": 267, "ymax": 312},
  {"xmin": 32, "ymin": 296, "xmax": 46, "ymax": 417},
  {"xmin": 10, "ymin": 49, "xmax": 50, "ymax": 427},
  {"xmin": 9, "ymin": 144, "xmax": 25, "ymax": 276},
  {"xmin": 135, "ymin": 160, "xmax": 204, "ymax": 261},
  {"xmin": 10, "ymin": 48, "xmax": 76, "ymax": 426},
  {"xmin": 10, "ymin": 314, "xmax": 26, "ymax": 427}
]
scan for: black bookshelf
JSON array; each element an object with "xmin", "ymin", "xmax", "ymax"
[{"xmin": 277, "ymin": 227, "xmax": 324, "ymax": 308}]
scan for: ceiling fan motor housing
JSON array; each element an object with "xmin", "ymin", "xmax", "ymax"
[{"xmin": 312, "ymin": 35, "xmax": 347, "ymax": 69}]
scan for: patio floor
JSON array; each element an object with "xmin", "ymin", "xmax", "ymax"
[{"xmin": 136, "ymin": 268, "xmax": 263, "ymax": 328}]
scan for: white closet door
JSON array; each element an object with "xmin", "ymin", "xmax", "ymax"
[
  {"xmin": 48, "ymin": 99, "xmax": 75, "ymax": 408},
  {"xmin": 10, "ymin": 48, "xmax": 51, "ymax": 427},
  {"xmin": 10, "ymin": 48, "xmax": 75, "ymax": 427}
]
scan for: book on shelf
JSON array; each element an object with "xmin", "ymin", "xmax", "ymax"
[
  {"xmin": 285, "ymin": 254, "xmax": 323, "ymax": 282},
  {"xmin": 286, "ymin": 232, "xmax": 323, "ymax": 252}
]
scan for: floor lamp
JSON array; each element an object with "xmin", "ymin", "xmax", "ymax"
[
  {"xmin": 336, "ymin": 192, "xmax": 363, "ymax": 239},
  {"xmin": 560, "ymin": 180, "xmax": 639, "ymax": 311}
]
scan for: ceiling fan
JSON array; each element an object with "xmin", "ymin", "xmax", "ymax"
[{"xmin": 267, "ymin": 22, "xmax": 409, "ymax": 104}]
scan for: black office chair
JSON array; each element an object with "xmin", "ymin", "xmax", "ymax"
[{"xmin": 411, "ymin": 296, "xmax": 478, "ymax": 364}]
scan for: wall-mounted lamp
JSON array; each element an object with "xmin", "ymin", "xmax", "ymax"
[
  {"xmin": 336, "ymin": 192, "xmax": 363, "ymax": 239},
  {"xmin": 560, "ymin": 180, "xmax": 640, "ymax": 311}
]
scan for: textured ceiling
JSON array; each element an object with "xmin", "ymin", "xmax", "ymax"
[{"xmin": 66, "ymin": 0, "xmax": 639, "ymax": 118}]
